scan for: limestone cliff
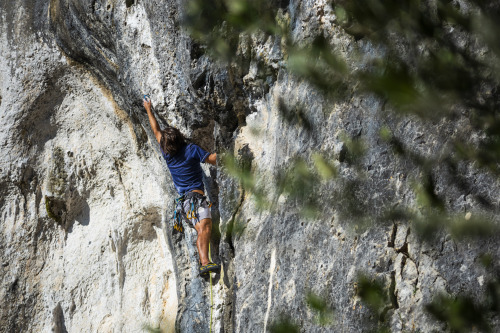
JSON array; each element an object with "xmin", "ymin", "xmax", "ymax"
[{"xmin": 1, "ymin": 1, "xmax": 499, "ymax": 332}]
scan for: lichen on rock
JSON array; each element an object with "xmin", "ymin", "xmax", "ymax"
[{"xmin": 44, "ymin": 195, "xmax": 65, "ymax": 224}]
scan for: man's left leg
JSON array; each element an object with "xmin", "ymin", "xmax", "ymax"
[
  {"xmin": 194, "ymin": 218, "xmax": 212, "ymax": 266},
  {"xmin": 194, "ymin": 218, "xmax": 220, "ymax": 275}
]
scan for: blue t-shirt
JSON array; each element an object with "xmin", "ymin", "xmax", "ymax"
[{"xmin": 162, "ymin": 143, "xmax": 210, "ymax": 195}]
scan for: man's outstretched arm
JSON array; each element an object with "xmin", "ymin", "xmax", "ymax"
[
  {"xmin": 205, "ymin": 153, "xmax": 217, "ymax": 166},
  {"xmin": 144, "ymin": 99, "xmax": 162, "ymax": 143}
]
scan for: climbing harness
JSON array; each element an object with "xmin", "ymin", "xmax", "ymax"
[
  {"xmin": 185, "ymin": 191, "xmax": 213, "ymax": 221},
  {"xmin": 172, "ymin": 192, "xmax": 212, "ymax": 232}
]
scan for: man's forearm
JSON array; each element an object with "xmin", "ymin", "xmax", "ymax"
[
  {"xmin": 144, "ymin": 100, "xmax": 162, "ymax": 142},
  {"xmin": 146, "ymin": 108, "xmax": 161, "ymax": 133}
]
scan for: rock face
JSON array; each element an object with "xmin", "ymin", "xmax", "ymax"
[
  {"xmin": 1, "ymin": 1, "xmax": 499, "ymax": 333},
  {"xmin": 0, "ymin": 1, "xmax": 180, "ymax": 332}
]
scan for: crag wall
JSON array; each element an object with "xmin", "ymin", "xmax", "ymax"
[{"xmin": 1, "ymin": 1, "xmax": 499, "ymax": 332}]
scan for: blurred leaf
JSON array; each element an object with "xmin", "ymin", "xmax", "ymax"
[
  {"xmin": 485, "ymin": 279, "xmax": 500, "ymax": 313},
  {"xmin": 277, "ymin": 97, "xmax": 313, "ymax": 132},
  {"xmin": 357, "ymin": 274, "xmax": 388, "ymax": 312},
  {"xmin": 335, "ymin": 6, "xmax": 348, "ymax": 25},
  {"xmin": 375, "ymin": 328, "xmax": 391, "ymax": 333},
  {"xmin": 362, "ymin": 63, "xmax": 419, "ymax": 107},
  {"xmin": 221, "ymin": 153, "xmax": 255, "ymax": 191},
  {"xmin": 142, "ymin": 324, "xmax": 162, "ymax": 333},
  {"xmin": 479, "ymin": 253, "xmax": 494, "ymax": 268},
  {"xmin": 300, "ymin": 200, "xmax": 321, "ymax": 219},
  {"xmin": 312, "ymin": 153, "xmax": 338, "ymax": 180},
  {"xmin": 184, "ymin": 0, "xmax": 500, "ymax": 182},
  {"xmin": 269, "ymin": 316, "xmax": 300, "ymax": 333},
  {"xmin": 412, "ymin": 172, "xmax": 445, "ymax": 211},
  {"xmin": 276, "ymin": 157, "xmax": 318, "ymax": 200},
  {"xmin": 378, "ymin": 126, "xmax": 392, "ymax": 142},
  {"xmin": 333, "ymin": 179, "xmax": 368, "ymax": 220},
  {"xmin": 183, "ymin": 0, "xmax": 226, "ymax": 40},
  {"xmin": 252, "ymin": 186, "xmax": 273, "ymax": 211},
  {"xmin": 456, "ymin": 136, "xmax": 500, "ymax": 177},
  {"xmin": 426, "ymin": 294, "xmax": 491, "ymax": 333},
  {"xmin": 226, "ymin": 218, "xmax": 247, "ymax": 238},
  {"xmin": 448, "ymin": 214, "xmax": 498, "ymax": 240},
  {"xmin": 411, "ymin": 208, "xmax": 499, "ymax": 242},
  {"xmin": 306, "ymin": 292, "xmax": 335, "ymax": 326},
  {"xmin": 339, "ymin": 133, "xmax": 367, "ymax": 166},
  {"xmin": 412, "ymin": 212, "xmax": 443, "ymax": 241},
  {"xmin": 287, "ymin": 36, "xmax": 348, "ymax": 96}
]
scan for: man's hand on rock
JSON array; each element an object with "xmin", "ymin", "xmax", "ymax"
[{"xmin": 143, "ymin": 99, "xmax": 152, "ymax": 112}]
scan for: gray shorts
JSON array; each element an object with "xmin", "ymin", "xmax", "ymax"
[{"xmin": 180, "ymin": 193, "xmax": 212, "ymax": 227}]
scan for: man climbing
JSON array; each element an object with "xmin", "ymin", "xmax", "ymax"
[{"xmin": 143, "ymin": 96, "xmax": 220, "ymax": 277}]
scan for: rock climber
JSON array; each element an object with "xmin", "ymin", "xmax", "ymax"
[{"xmin": 143, "ymin": 96, "xmax": 221, "ymax": 277}]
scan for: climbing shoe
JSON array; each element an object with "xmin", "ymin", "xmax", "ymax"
[{"xmin": 199, "ymin": 262, "xmax": 221, "ymax": 276}]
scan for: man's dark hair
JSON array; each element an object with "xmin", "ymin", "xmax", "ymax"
[{"xmin": 160, "ymin": 127, "xmax": 186, "ymax": 156}]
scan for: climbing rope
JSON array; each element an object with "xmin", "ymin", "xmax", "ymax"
[{"xmin": 209, "ymin": 243, "xmax": 213, "ymax": 333}]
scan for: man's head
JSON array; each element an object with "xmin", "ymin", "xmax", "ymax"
[{"xmin": 160, "ymin": 127, "xmax": 186, "ymax": 156}]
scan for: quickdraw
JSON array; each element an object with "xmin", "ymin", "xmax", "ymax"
[
  {"xmin": 172, "ymin": 195, "xmax": 185, "ymax": 232},
  {"xmin": 187, "ymin": 200, "xmax": 196, "ymax": 220}
]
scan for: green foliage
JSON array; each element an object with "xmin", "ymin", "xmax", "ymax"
[
  {"xmin": 269, "ymin": 316, "xmax": 300, "ymax": 333},
  {"xmin": 412, "ymin": 175, "xmax": 445, "ymax": 211},
  {"xmin": 355, "ymin": 259, "xmax": 500, "ymax": 332},
  {"xmin": 221, "ymin": 152, "xmax": 255, "ymax": 191},
  {"xmin": 276, "ymin": 98, "xmax": 313, "ymax": 132},
  {"xmin": 335, "ymin": 0, "xmax": 500, "ymax": 178},
  {"xmin": 306, "ymin": 292, "xmax": 335, "ymax": 326},
  {"xmin": 184, "ymin": 0, "xmax": 500, "ymax": 330},
  {"xmin": 479, "ymin": 253, "xmax": 494, "ymax": 268},
  {"xmin": 185, "ymin": 0, "xmax": 500, "ymax": 175},
  {"xmin": 286, "ymin": 35, "xmax": 349, "ymax": 97},
  {"xmin": 225, "ymin": 217, "xmax": 247, "ymax": 238},
  {"xmin": 311, "ymin": 153, "xmax": 338, "ymax": 180},
  {"xmin": 448, "ymin": 214, "xmax": 497, "ymax": 240},
  {"xmin": 339, "ymin": 132, "xmax": 367, "ymax": 167},
  {"xmin": 185, "ymin": 0, "xmax": 500, "ymax": 238},
  {"xmin": 409, "ymin": 209, "xmax": 498, "ymax": 241},
  {"xmin": 356, "ymin": 275, "xmax": 388, "ymax": 314},
  {"xmin": 276, "ymin": 158, "xmax": 316, "ymax": 199},
  {"xmin": 355, "ymin": 274, "xmax": 396, "ymax": 330},
  {"xmin": 221, "ymin": 151, "xmax": 273, "ymax": 213},
  {"xmin": 267, "ymin": 293, "xmax": 334, "ymax": 330},
  {"xmin": 141, "ymin": 324, "xmax": 162, "ymax": 333},
  {"xmin": 485, "ymin": 278, "xmax": 500, "ymax": 314},
  {"xmin": 378, "ymin": 126, "xmax": 392, "ymax": 142},
  {"xmin": 426, "ymin": 294, "xmax": 491, "ymax": 333},
  {"xmin": 183, "ymin": 0, "xmax": 280, "ymax": 61}
]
